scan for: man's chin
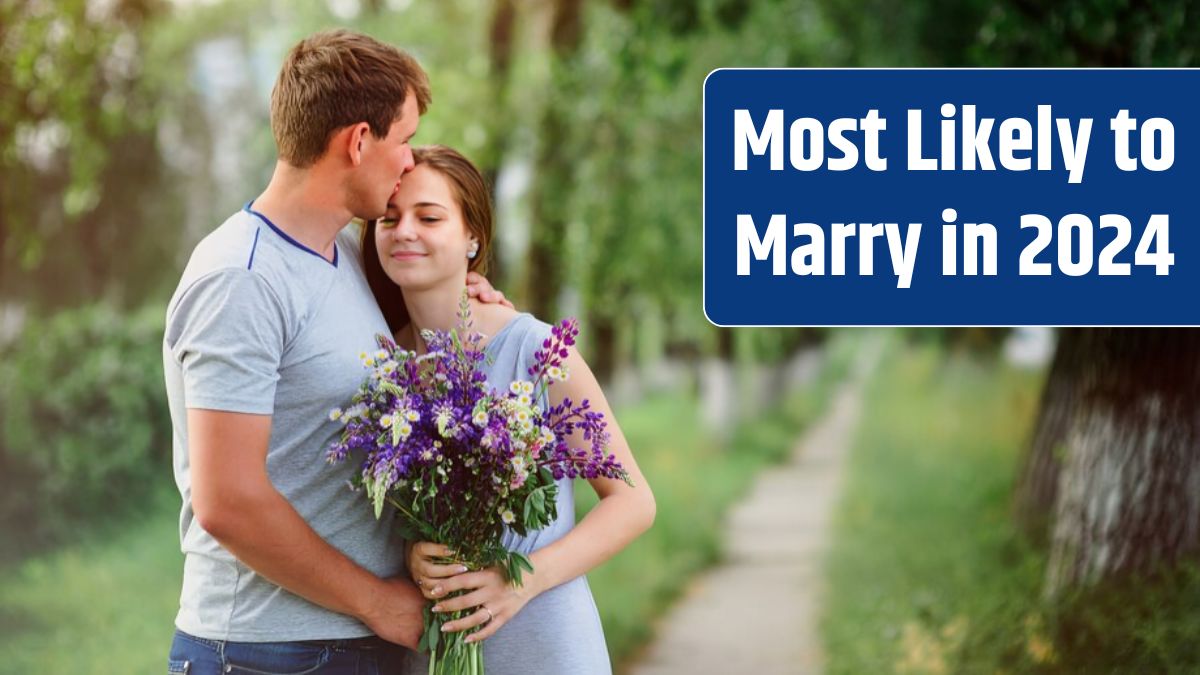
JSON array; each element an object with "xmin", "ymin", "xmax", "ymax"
[{"xmin": 354, "ymin": 204, "xmax": 389, "ymax": 223}]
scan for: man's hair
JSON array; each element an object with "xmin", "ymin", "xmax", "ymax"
[{"xmin": 270, "ymin": 29, "xmax": 431, "ymax": 167}]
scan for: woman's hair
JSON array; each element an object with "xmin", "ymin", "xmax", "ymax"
[{"xmin": 361, "ymin": 144, "xmax": 495, "ymax": 334}]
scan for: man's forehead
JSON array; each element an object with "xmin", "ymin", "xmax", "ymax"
[{"xmin": 396, "ymin": 94, "xmax": 420, "ymax": 131}]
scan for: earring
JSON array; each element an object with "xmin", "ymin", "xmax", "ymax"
[{"xmin": 467, "ymin": 245, "xmax": 478, "ymax": 260}]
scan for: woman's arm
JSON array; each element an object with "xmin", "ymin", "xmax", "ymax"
[{"xmin": 407, "ymin": 346, "xmax": 656, "ymax": 641}]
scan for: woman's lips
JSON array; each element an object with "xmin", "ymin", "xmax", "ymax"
[{"xmin": 390, "ymin": 251, "xmax": 426, "ymax": 261}]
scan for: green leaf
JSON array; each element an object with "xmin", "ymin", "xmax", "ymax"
[
  {"xmin": 417, "ymin": 627, "xmax": 429, "ymax": 653},
  {"xmin": 427, "ymin": 619, "xmax": 440, "ymax": 652},
  {"xmin": 371, "ymin": 472, "xmax": 390, "ymax": 519}
]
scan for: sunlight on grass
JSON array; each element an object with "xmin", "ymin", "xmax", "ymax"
[
  {"xmin": 822, "ymin": 346, "xmax": 1046, "ymax": 674},
  {"xmin": 0, "ymin": 488, "xmax": 182, "ymax": 674},
  {"xmin": 823, "ymin": 344, "xmax": 1200, "ymax": 674},
  {"xmin": 0, "ymin": 339, "xmax": 850, "ymax": 675}
]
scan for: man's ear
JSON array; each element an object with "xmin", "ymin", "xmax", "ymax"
[{"xmin": 345, "ymin": 122, "xmax": 372, "ymax": 167}]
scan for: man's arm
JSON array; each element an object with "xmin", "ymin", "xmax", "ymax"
[{"xmin": 188, "ymin": 408, "xmax": 423, "ymax": 647}]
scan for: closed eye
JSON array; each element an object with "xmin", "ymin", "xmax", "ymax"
[
  {"xmin": 378, "ymin": 218, "xmax": 400, "ymax": 228},
  {"xmin": 420, "ymin": 216, "xmax": 441, "ymax": 223}
]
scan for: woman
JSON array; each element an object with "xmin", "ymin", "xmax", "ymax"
[{"xmin": 360, "ymin": 145, "xmax": 656, "ymax": 674}]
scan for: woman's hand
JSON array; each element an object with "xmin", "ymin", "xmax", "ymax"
[
  {"xmin": 429, "ymin": 565, "xmax": 536, "ymax": 643},
  {"xmin": 406, "ymin": 541, "xmax": 469, "ymax": 599},
  {"xmin": 407, "ymin": 541, "xmax": 538, "ymax": 642}
]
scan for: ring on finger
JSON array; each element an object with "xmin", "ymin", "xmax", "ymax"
[{"xmin": 481, "ymin": 606, "xmax": 494, "ymax": 625}]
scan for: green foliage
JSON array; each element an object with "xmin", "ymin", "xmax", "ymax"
[
  {"xmin": 0, "ymin": 486, "xmax": 182, "ymax": 675},
  {"xmin": 823, "ymin": 347, "xmax": 1046, "ymax": 673},
  {"xmin": 0, "ymin": 303, "xmax": 170, "ymax": 558},
  {"xmin": 824, "ymin": 0, "xmax": 1200, "ymax": 67},
  {"xmin": 823, "ymin": 343, "xmax": 1200, "ymax": 674},
  {"xmin": 0, "ymin": 0, "xmax": 188, "ymax": 307},
  {"xmin": 968, "ymin": 0, "xmax": 1200, "ymax": 67},
  {"xmin": 903, "ymin": 327, "xmax": 1013, "ymax": 356},
  {"xmin": 580, "ymin": 335, "xmax": 852, "ymax": 666},
  {"xmin": 1044, "ymin": 563, "xmax": 1200, "ymax": 674},
  {"xmin": 0, "ymin": 347, "xmax": 846, "ymax": 672}
]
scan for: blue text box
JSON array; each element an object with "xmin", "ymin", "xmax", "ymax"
[{"xmin": 702, "ymin": 69, "xmax": 1199, "ymax": 326}]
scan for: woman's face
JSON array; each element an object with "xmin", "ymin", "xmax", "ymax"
[{"xmin": 374, "ymin": 164, "xmax": 476, "ymax": 292}]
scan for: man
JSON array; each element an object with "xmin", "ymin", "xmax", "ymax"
[{"xmin": 163, "ymin": 30, "xmax": 505, "ymax": 674}]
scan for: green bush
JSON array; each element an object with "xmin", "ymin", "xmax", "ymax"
[{"xmin": 0, "ymin": 304, "xmax": 170, "ymax": 558}]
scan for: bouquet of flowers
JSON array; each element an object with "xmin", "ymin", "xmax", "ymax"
[{"xmin": 327, "ymin": 297, "xmax": 631, "ymax": 674}]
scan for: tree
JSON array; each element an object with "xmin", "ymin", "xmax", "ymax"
[
  {"xmin": 965, "ymin": 1, "xmax": 1200, "ymax": 598},
  {"xmin": 525, "ymin": 0, "xmax": 585, "ymax": 320},
  {"xmin": 1042, "ymin": 330, "xmax": 1200, "ymax": 598},
  {"xmin": 822, "ymin": 0, "xmax": 1200, "ymax": 598},
  {"xmin": 0, "ymin": 0, "xmax": 178, "ymax": 308}
]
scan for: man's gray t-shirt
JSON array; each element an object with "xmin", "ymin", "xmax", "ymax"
[{"xmin": 163, "ymin": 206, "xmax": 402, "ymax": 641}]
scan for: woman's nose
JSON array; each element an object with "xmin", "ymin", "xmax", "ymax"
[{"xmin": 392, "ymin": 216, "xmax": 418, "ymax": 240}]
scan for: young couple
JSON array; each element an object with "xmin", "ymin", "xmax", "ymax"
[{"xmin": 163, "ymin": 29, "xmax": 655, "ymax": 675}]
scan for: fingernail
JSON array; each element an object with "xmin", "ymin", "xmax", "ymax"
[
  {"xmin": 441, "ymin": 624, "xmax": 451, "ymax": 632},
  {"xmin": 459, "ymin": 565, "xmax": 469, "ymax": 573},
  {"xmin": 464, "ymin": 636, "xmax": 475, "ymax": 643},
  {"xmin": 431, "ymin": 605, "xmax": 442, "ymax": 612},
  {"xmin": 432, "ymin": 586, "xmax": 443, "ymax": 596}
]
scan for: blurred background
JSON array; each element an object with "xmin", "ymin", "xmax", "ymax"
[{"xmin": 1, "ymin": 1, "xmax": 1198, "ymax": 673}]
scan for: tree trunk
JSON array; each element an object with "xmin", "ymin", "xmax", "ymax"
[
  {"xmin": 590, "ymin": 312, "xmax": 617, "ymax": 386},
  {"xmin": 1012, "ymin": 328, "xmax": 1082, "ymax": 543},
  {"xmin": 481, "ymin": 0, "xmax": 518, "ymax": 291},
  {"xmin": 526, "ymin": 0, "xmax": 582, "ymax": 319},
  {"xmin": 1043, "ymin": 329, "xmax": 1200, "ymax": 599}
]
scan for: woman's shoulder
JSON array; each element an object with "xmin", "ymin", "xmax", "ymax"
[
  {"xmin": 473, "ymin": 304, "xmax": 555, "ymax": 354},
  {"xmin": 471, "ymin": 302, "xmax": 519, "ymax": 342}
]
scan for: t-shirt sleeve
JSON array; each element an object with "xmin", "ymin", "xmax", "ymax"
[{"xmin": 165, "ymin": 267, "xmax": 288, "ymax": 415}]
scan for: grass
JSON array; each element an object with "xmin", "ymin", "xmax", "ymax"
[
  {"xmin": 584, "ymin": 341, "xmax": 849, "ymax": 670},
  {"xmin": 822, "ymin": 342, "xmax": 1200, "ymax": 675},
  {"xmin": 0, "ymin": 337, "xmax": 852, "ymax": 675},
  {"xmin": 0, "ymin": 487, "xmax": 183, "ymax": 674}
]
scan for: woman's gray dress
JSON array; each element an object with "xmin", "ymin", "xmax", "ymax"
[{"xmin": 402, "ymin": 313, "xmax": 612, "ymax": 675}]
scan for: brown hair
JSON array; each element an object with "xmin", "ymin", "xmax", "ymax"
[
  {"xmin": 270, "ymin": 29, "xmax": 432, "ymax": 167},
  {"xmin": 362, "ymin": 145, "xmax": 495, "ymax": 333}
]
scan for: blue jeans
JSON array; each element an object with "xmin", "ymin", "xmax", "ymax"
[{"xmin": 168, "ymin": 629, "xmax": 413, "ymax": 674}]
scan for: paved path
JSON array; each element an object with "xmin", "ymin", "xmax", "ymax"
[{"xmin": 628, "ymin": 338, "xmax": 881, "ymax": 675}]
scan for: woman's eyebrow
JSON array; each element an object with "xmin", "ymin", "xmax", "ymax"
[{"xmin": 414, "ymin": 201, "xmax": 447, "ymax": 209}]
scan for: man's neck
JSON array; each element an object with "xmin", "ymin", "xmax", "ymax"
[{"xmin": 251, "ymin": 161, "xmax": 352, "ymax": 263}]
